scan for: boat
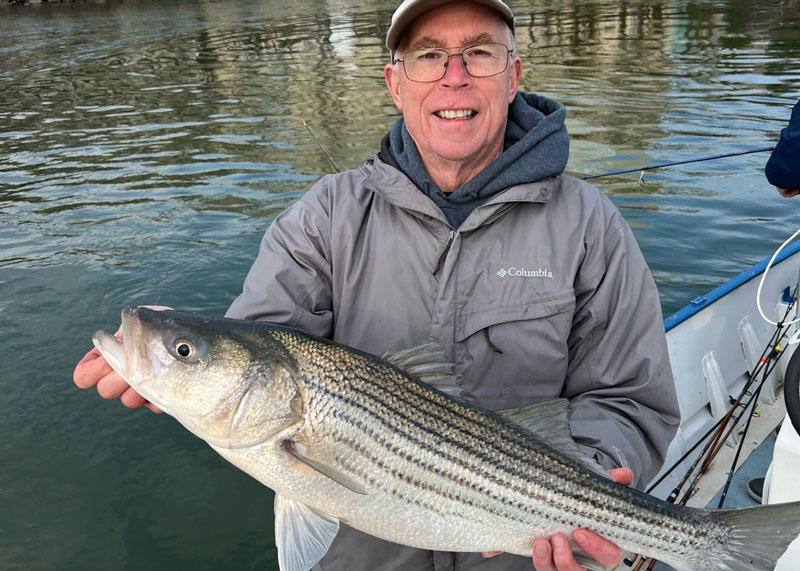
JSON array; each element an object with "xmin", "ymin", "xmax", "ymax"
[{"xmin": 645, "ymin": 236, "xmax": 800, "ymax": 570}]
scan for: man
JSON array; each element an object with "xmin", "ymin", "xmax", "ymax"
[
  {"xmin": 74, "ymin": 1, "xmax": 680, "ymax": 570},
  {"xmin": 765, "ymin": 101, "xmax": 799, "ymax": 197}
]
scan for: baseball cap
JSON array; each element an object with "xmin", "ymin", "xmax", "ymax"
[{"xmin": 386, "ymin": 0, "xmax": 515, "ymax": 55}]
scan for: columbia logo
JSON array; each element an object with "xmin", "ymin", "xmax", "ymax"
[{"xmin": 496, "ymin": 267, "xmax": 553, "ymax": 279}]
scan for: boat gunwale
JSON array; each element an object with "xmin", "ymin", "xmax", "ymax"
[{"xmin": 664, "ymin": 240, "xmax": 800, "ymax": 332}]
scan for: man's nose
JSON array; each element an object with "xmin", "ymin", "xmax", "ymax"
[{"xmin": 441, "ymin": 53, "xmax": 470, "ymax": 84}]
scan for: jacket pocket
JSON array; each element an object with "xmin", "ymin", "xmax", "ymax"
[
  {"xmin": 453, "ymin": 292, "xmax": 576, "ymax": 410},
  {"xmin": 455, "ymin": 291, "xmax": 575, "ymax": 341}
]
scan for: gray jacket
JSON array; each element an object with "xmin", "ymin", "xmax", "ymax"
[{"xmin": 226, "ymin": 156, "xmax": 680, "ymax": 570}]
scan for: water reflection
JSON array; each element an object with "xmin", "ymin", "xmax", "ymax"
[
  {"xmin": 0, "ymin": 1, "xmax": 799, "ymax": 569},
  {"xmin": 0, "ymin": 0, "xmax": 797, "ymax": 312}
]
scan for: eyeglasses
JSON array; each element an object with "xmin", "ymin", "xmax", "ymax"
[{"xmin": 394, "ymin": 43, "xmax": 513, "ymax": 83}]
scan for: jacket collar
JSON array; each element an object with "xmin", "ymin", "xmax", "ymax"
[{"xmin": 362, "ymin": 156, "xmax": 554, "ymax": 229}]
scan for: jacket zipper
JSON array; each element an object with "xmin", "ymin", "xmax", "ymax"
[{"xmin": 433, "ymin": 230, "xmax": 455, "ymax": 275}]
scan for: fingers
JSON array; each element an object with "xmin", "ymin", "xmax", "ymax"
[
  {"xmin": 72, "ymin": 349, "xmax": 111, "ymax": 389},
  {"xmin": 533, "ymin": 534, "xmax": 586, "ymax": 571},
  {"xmin": 74, "ymin": 347, "xmax": 161, "ymax": 412},
  {"xmin": 608, "ymin": 467, "xmax": 634, "ymax": 486},
  {"xmin": 73, "ymin": 348, "xmax": 114, "ymax": 389},
  {"xmin": 74, "ymin": 308, "xmax": 172, "ymax": 411},
  {"xmin": 532, "ymin": 530, "xmax": 621, "ymax": 571},
  {"xmin": 95, "ymin": 369, "xmax": 131, "ymax": 400},
  {"xmin": 573, "ymin": 529, "xmax": 622, "ymax": 568},
  {"xmin": 122, "ymin": 388, "xmax": 163, "ymax": 413},
  {"xmin": 120, "ymin": 386, "xmax": 148, "ymax": 408},
  {"xmin": 532, "ymin": 537, "xmax": 556, "ymax": 571},
  {"xmin": 144, "ymin": 401, "xmax": 164, "ymax": 414},
  {"xmin": 528, "ymin": 470, "xmax": 632, "ymax": 570}
]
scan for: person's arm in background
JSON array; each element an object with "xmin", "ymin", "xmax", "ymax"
[{"xmin": 766, "ymin": 101, "xmax": 800, "ymax": 197}]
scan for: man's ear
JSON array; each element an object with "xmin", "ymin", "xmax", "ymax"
[
  {"xmin": 385, "ymin": 62, "xmax": 403, "ymax": 111},
  {"xmin": 508, "ymin": 56, "xmax": 522, "ymax": 103}
]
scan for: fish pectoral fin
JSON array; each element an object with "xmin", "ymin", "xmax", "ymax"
[
  {"xmin": 275, "ymin": 495, "xmax": 339, "ymax": 571},
  {"xmin": 497, "ymin": 399, "xmax": 611, "ymax": 478},
  {"xmin": 282, "ymin": 440, "xmax": 368, "ymax": 495},
  {"xmin": 382, "ymin": 343, "xmax": 462, "ymax": 397}
]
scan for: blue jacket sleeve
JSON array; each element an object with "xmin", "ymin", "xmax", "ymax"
[{"xmin": 765, "ymin": 101, "xmax": 800, "ymax": 190}]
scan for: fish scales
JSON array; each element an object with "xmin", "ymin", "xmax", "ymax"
[
  {"xmin": 91, "ymin": 307, "xmax": 800, "ymax": 571},
  {"xmin": 274, "ymin": 330, "xmax": 716, "ymax": 557}
]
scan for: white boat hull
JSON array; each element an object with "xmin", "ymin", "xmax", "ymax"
[{"xmin": 652, "ymin": 239, "xmax": 800, "ymax": 569}]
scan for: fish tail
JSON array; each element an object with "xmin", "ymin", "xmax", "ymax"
[{"xmin": 701, "ymin": 501, "xmax": 800, "ymax": 571}]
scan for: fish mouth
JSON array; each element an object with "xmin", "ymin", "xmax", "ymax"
[
  {"xmin": 92, "ymin": 307, "xmax": 181, "ymax": 418},
  {"xmin": 91, "ymin": 306, "xmax": 155, "ymax": 389},
  {"xmin": 434, "ymin": 108, "xmax": 476, "ymax": 120},
  {"xmin": 92, "ymin": 306, "xmax": 300, "ymax": 451},
  {"xmin": 92, "ymin": 329, "xmax": 127, "ymax": 377}
]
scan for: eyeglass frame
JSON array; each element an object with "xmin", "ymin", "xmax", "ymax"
[{"xmin": 393, "ymin": 43, "xmax": 514, "ymax": 83}]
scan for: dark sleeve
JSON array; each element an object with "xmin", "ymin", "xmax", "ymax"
[{"xmin": 765, "ymin": 101, "xmax": 800, "ymax": 190}]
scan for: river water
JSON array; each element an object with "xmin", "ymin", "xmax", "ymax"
[{"xmin": 1, "ymin": 0, "xmax": 798, "ymax": 569}]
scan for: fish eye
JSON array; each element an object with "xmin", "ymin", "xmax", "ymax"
[{"xmin": 173, "ymin": 338, "xmax": 197, "ymax": 359}]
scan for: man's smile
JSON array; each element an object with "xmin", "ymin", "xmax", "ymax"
[{"xmin": 434, "ymin": 109, "xmax": 476, "ymax": 119}]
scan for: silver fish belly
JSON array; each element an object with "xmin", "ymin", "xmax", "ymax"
[{"xmin": 92, "ymin": 307, "xmax": 800, "ymax": 571}]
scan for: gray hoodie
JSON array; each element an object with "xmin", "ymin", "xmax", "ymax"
[
  {"xmin": 227, "ymin": 92, "xmax": 679, "ymax": 571},
  {"xmin": 387, "ymin": 92, "xmax": 569, "ymax": 227}
]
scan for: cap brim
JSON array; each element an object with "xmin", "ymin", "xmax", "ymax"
[{"xmin": 386, "ymin": 0, "xmax": 514, "ymax": 53}]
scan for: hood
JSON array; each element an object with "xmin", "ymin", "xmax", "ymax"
[{"xmin": 383, "ymin": 92, "xmax": 569, "ymax": 227}]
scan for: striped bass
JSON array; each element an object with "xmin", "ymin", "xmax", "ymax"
[{"xmin": 92, "ymin": 307, "xmax": 800, "ymax": 571}]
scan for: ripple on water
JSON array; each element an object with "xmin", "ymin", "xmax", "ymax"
[{"xmin": 1, "ymin": 1, "xmax": 799, "ymax": 570}]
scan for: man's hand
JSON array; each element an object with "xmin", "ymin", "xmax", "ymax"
[
  {"xmin": 778, "ymin": 187, "xmax": 800, "ymax": 197},
  {"xmin": 73, "ymin": 305, "xmax": 171, "ymax": 413},
  {"xmin": 531, "ymin": 467, "xmax": 633, "ymax": 571},
  {"xmin": 482, "ymin": 467, "xmax": 634, "ymax": 570},
  {"xmin": 73, "ymin": 347, "xmax": 161, "ymax": 412}
]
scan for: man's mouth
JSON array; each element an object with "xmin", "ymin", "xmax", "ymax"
[{"xmin": 434, "ymin": 109, "xmax": 476, "ymax": 120}]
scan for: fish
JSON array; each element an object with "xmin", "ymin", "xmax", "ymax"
[{"xmin": 92, "ymin": 306, "xmax": 800, "ymax": 571}]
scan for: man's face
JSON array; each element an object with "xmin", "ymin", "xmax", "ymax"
[{"xmin": 385, "ymin": 2, "xmax": 522, "ymax": 176}]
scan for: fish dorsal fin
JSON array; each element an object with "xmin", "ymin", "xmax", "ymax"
[
  {"xmin": 382, "ymin": 342, "xmax": 462, "ymax": 398},
  {"xmin": 274, "ymin": 495, "xmax": 339, "ymax": 571},
  {"xmin": 282, "ymin": 440, "xmax": 367, "ymax": 495},
  {"xmin": 497, "ymin": 399, "xmax": 610, "ymax": 478}
]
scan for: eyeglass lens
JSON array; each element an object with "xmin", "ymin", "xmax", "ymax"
[{"xmin": 400, "ymin": 43, "xmax": 510, "ymax": 82}]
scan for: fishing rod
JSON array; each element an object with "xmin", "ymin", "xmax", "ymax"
[
  {"xmin": 716, "ymin": 369, "xmax": 770, "ymax": 508},
  {"xmin": 581, "ymin": 146, "xmax": 774, "ymax": 181},
  {"xmin": 682, "ymin": 354, "xmax": 780, "ymax": 505},
  {"xmin": 643, "ymin": 304, "xmax": 791, "ymax": 496},
  {"xmin": 627, "ymin": 348, "xmax": 790, "ymax": 570},
  {"xmin": 635, "ymin": 349, "xmax": 790, "ymax": 569},
  {"xmin": 304, "ymin": 119, "xmax": 772, "ymax": 183},
  {"xmin": 626, "ymin": 296, "xmax": 797, "ymax": 570},
  {"xmin": 646, "ymin": 277, "xmax": 798, "ymax": 496},
  {"xmin": 711, "ymin": 290, "xmax": 797, "ymax": 508},
  {"xmin": 303, "ymin": 121, "xmax": 341, "ymax": 173},
  {"xmin": 671, "ymin": 306, "xmax": 792, "ymax": 503}
]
